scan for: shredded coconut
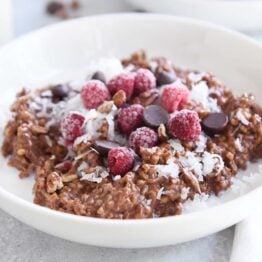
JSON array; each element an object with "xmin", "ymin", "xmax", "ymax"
[
  {"xmin": 236, "ymin": 109, "xmax": 249, "ymax": 126},
  {"xmin": 181, "ymin": 187, "xmax": 190, "ymax": 200},
  {"xmin": 155, "ymin": 159, "xmax": 180, "ymax": 179},
  {"xmin": 189, "ymin": 81, "xmax": 220, "ymax": 112},
  {"xmin": 235, "ymin": 138, "xmax": 243, "ymax": 152},
  {"xmin": 156, "ymin": 187, "xmax": 165, "ymax": 200},
  {"xmin": 80, "ymin": 166, "xmax": 108, "ymax": 183},
  {"xmin": 195, "ymin": 133, "xmax": 207, "ymax": 153},
  {"xmin": 202, "ymin": 152, "xmax": 224, "ymax": 176},
  {"xmin": 168, "ymin": 139, "xmax": 184, "ymax": 152}
]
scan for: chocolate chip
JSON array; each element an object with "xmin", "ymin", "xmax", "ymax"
[
  {"xmin": 51, "ymin": 84, "xmax": 71, "ymax": 100},
  {"xmin": 94, "ymin": 140, "xmax": 120, "ymax": 155},
  {"xmin": 46, "ymin": 1, "xmax": 64, "ymax": 14},
  {"xmin": 91, "ymin": 71, "xmax": 106, "ymax": 84},
  {"xmin": 156, "ymin": 70, "xmax": 176, "ymax": 86},
  {"xmin": 202, "ymin": 112, "xmax": 228, "ymax": 134},
  {"xmin": 143, "ymin": 105, "xmax": 169, "ymax": 128}
]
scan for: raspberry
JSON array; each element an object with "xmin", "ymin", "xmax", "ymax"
[
  {"xmin": 108, "ymin": 147, "xmax": 134, "ymax": 175},
  {"xmin": 161, "ymin": 83, "xmax": 189, "ymax": 113},
  {"xmin": 117, "ymin": 104, "xmax": 144, "ymax": 134},
  {"xmin": 60, "ymin": 112, "xmax": 85, "ymax": 142},
  {"xmin": 134, "ymin": 68, "xmax": 156, "ymax": 95},
  {"xmin": 167, "ymin": 109, "xmax": 201, "ymax": 141},
  {"xmin": 129, "ymin": 127, "xmax": 158, "ymax": 153},
  {"xmin": 108, "ymin": 72, "xmax": 135, "ymax": 99},
  {"xmin": 80, "ymin": 80, "xmax": 110, "ymax": 109}
]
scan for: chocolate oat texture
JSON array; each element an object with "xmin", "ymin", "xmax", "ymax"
[{"xmin": 2, "ymin": 51, "xmax": 262, "ymax": 219}]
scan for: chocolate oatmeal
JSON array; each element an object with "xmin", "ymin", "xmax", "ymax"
[{"xmin": 2, "ymin": 51, "xmax": 262, "ymax": 219}]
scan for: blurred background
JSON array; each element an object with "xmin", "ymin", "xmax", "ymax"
[{"xmin": 1, "ymin": 0, "xmax": 262, "ymax": 45}]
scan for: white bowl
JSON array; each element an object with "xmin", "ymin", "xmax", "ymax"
[
  {"xmin": 0, "ymin": 14, "xmax": 262, "ymax": 248},
  {"xmin": 128, "ymin": 0, "xmax": 262, "ymax": 32}
]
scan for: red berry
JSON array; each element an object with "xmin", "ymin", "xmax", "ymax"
[
  {"xmin": 108, "ymin": 72, "xmax": 135, "ymax": 99},
  {"xmin": 60, "ymin": 112, "xmax": 85, "ymax": 142},
  {"xmin": 134, "ymin": 68, "xmax": 156, "ymax": 95},
  {"xmin": 167, "ymin": 109, "xmax": 201, "ymax": 141},
  {"xmin": 117, "ymin": 104, "xmax": 144, "ymax": 134},
  {"xmin": 81, "ymin": 80, "xmax": 110, "ymax": 109},
  {"xmin": 161, "ymin": 83, "xmax": 189, "ymax": 113},
  {"xmin": 129, "ymin": 127, "xmax": 158, "ymax": 153},
  {"xmin": 108, "ymin": 147, "xmax": 134, "ymax": 175}
]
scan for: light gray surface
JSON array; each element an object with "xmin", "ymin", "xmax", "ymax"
[
  {"xmin": 1, "ymin": 0, "xmax": 260, "ymax": 261},
  {"xmin": 0, "ymin": 209, "xmax": 234, "ymax": 262}
]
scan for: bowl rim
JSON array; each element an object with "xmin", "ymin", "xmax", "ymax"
[{"xmin": 0, "ymin": 13, "xmax": 262, "ymax": 226}]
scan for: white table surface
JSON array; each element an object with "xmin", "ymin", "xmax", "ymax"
[{"xmin": 1, "ymin": 0, "xmax": 261, "ymax": 261}]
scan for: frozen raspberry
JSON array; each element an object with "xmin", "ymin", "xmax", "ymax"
[
  {"xmin": 108, "ymin": 72, "xmax": 135, "ymax": 99},
  {"xmin": 161, "ymin": 83, "xmax": 189, "ymax": 113},
  {"xmin": 81, "ymin": 80, "xmax": 110, "ymax": 109},
  {"xmin": 129, "ymin": 127, "xmax": 158, "ymax": 153},
  {"xmin": 117, "ymin": 104, "xmax": 144, "ymax": 134},
  {"xmin": 60, "ymin": 112, "xmax": 85, "ymax": 142},
  {"xmin": 108, "ymin": 147, "xmax": 134, "ymax": 175},
  {"xmin": 167, "ymin": 109, "xmax": 201, "ymax": 141},
  {"xmin": 134, "ymin": 68, "xmax": 156, "ymax": 95}
]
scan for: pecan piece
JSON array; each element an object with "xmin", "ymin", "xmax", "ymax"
[
  {"xmin": 46, "ymin": 172, "xmax": 63, "ymax": 193},
  {"xmin": 112, "ymin": 90, "xmax": 127, "ymax": 107}
]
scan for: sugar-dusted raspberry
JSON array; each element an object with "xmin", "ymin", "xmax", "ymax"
[
  {"xmin": 117, "ymin": 104, "xmax": 144, "ymax": 134},
  {"xmin": 108, "ymin": 147, "xmax": 134, "ymax": 175},
  {"xmin": 129, "ymin": 127, "xmax": 158, "ymax": 153},
  {"xmin": 161, "ymin": 83, "xmax": 189, "ymax": 113},
  {"xmin": 134, "ymin": 68, "xmax": 156, "ymax": 95},
  {"xmin": 60, "ymin": 112, "xmax": 85, "ymax": 142},
  {"xmin": 80, "ymin": 80, "xmax": 110, "ymax": 109},
  {"xmin": 167, "ymin": 109, "xmax": 201, "ymax": 141},
  {"xmin": 108, "ymin": 72, "xmax": 135, "ymax": 99}
]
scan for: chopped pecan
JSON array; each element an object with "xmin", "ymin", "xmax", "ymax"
[
  {"xmin": 112, "ymin": 90, "xmax": 127, "ymax": 107},
  {"xmin": 133, "ymin": 89, "xmax": 159, "ymax": 107},
  {"xmin": 97, "ymin": 101, "xmax": 114, "ymax": 113},
  {"xmin": 46, "ymin": 172, "xmax": 63, "ymax": 193},
  {"xmin": 158, "ymin": 124, "xmax": 168, "ymax": 141}
]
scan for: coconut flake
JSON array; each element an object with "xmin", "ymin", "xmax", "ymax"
[
  {"xmin": 195, "ymin": 133, "xmax": 207, "ymax": 153},
  {"xmin": 235, "ymin": 138, "xmax": 243, "ymax": 152},
  {"xmin": 77, "ymin": 162, "xmax": 89, "ymax": 171},
  {"xmin": 80, "ymin": 166, "xmax": 108, "ymax": 183},
  {"xmin": 236, "ymin": 109, "xmax": 249, "ymax": 126},
  {"xmin": 181, "ymin": 187, "xmax": 190, "ymax": 200},
  {"xmin": 156, "ymin": 187, "xmax": 165, "ymax": 200},
  {"xmin": 190, "ymin": 81, "xmax": 209, "ymax": 107},
  {"xmin": 113, "ymin": 175, "xmax": 121, "ymax": 181},
  {"xmin": 155, "ymin": 160, "xmax": 180, "ymax": 179},
  {"xmin": 45, "ymin": 135, "xmax": 52, "ymax": 147},
  {"xmin": 168, "ymin": 139, "xmax": 184, "ymax": 152},
  {"xmin": 202, "ymin": 151, "xmax": 224, "ymax": 176},
  {"xmin": 189, "ymin": 81, "xmax": 220, "ymax": 112}
]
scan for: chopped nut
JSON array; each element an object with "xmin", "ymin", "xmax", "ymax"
[
  {"xmin": 112, "ymin": 90, "xmax": 127, "ymax": 107},
  {"xmin": 182, "ymin": 168, "xmax": 201, "ymax": 194},
  {"xmin": 17, "ymin": 148, "xmax": 26, "ymax": 156},
  {"xmin": 133, "ymin": 89, "xmax": 159, "ymax": 107},
  {"xmin": 46, "ymin": 172, "xmax": 63, "ymax": 193},
  {"xmin": 158, "ymin": 124, "xmax": 168, "ymax": 141},
  {"xmin": 61, "ymin": 174, "xmax": 78, "ymax": 183},
  {"xmin": 30, "ymin": 125, "xmax": 48, "ymax": 134},
  {"xmin": 97, "ymin": 101, "xmax": 114, "ymax": 113}
]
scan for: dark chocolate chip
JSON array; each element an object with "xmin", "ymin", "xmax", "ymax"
[
  {"xmin": 94, "ymin": 140, "xmax": 120, "ymax": 155},
  {"xmin": 143, "ymin": 105, "xmax": 169, "ymax": 128},
  {"xmin": 91, "ymin": 71, "xmax": 106, "ymax": 84},
  {"xmin": 46, "ymin": 1, "xmax": 64, "ymax": 14},
  {"xmin": 51, "ymin": 84, "xmax": 71, "ymax": 100},
  {"xmin": 156, "ymin": 70, "xmax": 176, "ymax": 86},
  {"xmin": 202, "ymin": 112, "xmax": 228, "ymax": 134}
]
